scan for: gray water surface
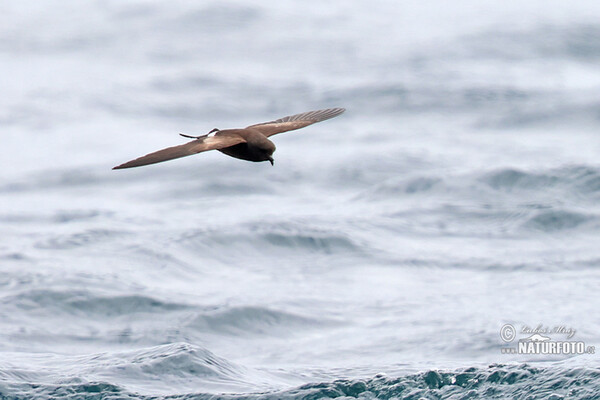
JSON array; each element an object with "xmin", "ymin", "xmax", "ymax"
[{"xmin": 1, "ymin": 1, "xmax": 599, "ymax": 399}]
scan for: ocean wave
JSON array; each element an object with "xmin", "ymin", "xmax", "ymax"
[
  {"xmin": 3, "ymin": 290, "xmax": 190, "ymax": 317},
  {"xmin": 481, "ymin": 166, "xmax": 600, "ymax": 196},
  {"xmin": 0, "ymin": 343, "xmax": 266, "ymax": 398},
  {"xmin": 482, "ymin": 168, "xmax": 559, "ymax": 191},
  {"xmin": 523, "ymin": 210, "xmax": 596, "ymax": 232},
  {"xmin": 0, "ymin": 252, "xmax": 29, "ymax": 262},
  {"xmin": 34, "ymin": 229, "xmax": 130, "ymax": 250},
  {"xmin": 358, "ymin": 165, "xmax": 600, "ymax": 239},
  {"xmin": 186, "ymin": 306, "xmax": 336, "ymax": 336},
  {"xmin": 3, "ymin": 363, "xmax": 597, "ymax": 399},
  {"xmin": 9, "ymin": 381, "xmax": 127, "ymax": 400},
  {"xmin": 362, "ymin": 165, "xmax": 600, "ymax": 200},
  {"xmin": 0, "ymin": 210, "xmax": 112, "ymax": 226},
  {"xmin": 358, "ymin": 176, "xmax": 443, "ymax": 199},
  {"xmin": 179, "ymin": 223, "xmax": 361, "ymax": 255},
  {"xmin": 117, "ymin": 343, "xmax": 244, "ymax": 381},
  {"xmin": 363, "ymin": 165, "xmax": 599, "ymax": 202},
  {"xmin": 251, "ymin": 364, "xmax": 600, "ymax": 400}
]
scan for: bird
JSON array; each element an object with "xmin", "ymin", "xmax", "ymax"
[{"xmin": 112, "ymin": 107, "xmax": 345, "ymax": 169}]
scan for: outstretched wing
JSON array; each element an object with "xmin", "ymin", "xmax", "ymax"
[
  {"xmin": 113, "ymin": 132, "xmax": 245, "ymax": 169},
  {"xmin": 247, "ymin": 107, "xmax": 345, "ymax": 137}
]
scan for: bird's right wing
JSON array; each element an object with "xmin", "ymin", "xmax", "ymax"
[
  {"xmin": 113, "ymin": 131, "xmax": 245, "ymax": 169},
  {"xmin": 246, "ymin": 108, "xmax": 345, "ymax": 137}
]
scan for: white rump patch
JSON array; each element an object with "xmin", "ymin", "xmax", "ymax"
[{"xmin": 207, "ymin": 131, "xmax": 217, "ymax": 137}]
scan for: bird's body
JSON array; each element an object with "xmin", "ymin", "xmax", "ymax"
[
  {"xmin": 113, "ymin": 108, "xmax": 345, "ymax": 170},
  {"xmin": 215, "ymin": 128, "xmax": 276, "ymax": 164}
]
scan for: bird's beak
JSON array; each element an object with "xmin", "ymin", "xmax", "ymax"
[{"xmin": 268, "ymin": 157, "xmax": 274, "ymax": 166}]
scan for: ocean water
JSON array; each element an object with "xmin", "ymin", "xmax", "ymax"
[{"xmin": 1, "ymin": 1, "xmax": 600, "ymax": 399}]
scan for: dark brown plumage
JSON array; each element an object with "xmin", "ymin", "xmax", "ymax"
[{"xmin": 112, "ymin": 108, "xmax": 345, "ymax": 170}]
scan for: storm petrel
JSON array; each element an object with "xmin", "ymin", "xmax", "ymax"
[{"xmin": 113, "ymin": 108, "xmax": 345, "ymax": 169}]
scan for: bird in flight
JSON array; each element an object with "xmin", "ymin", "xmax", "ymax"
[{"xmin": 113, "ymin": 107, "xmax": 345, "ymax": 169}]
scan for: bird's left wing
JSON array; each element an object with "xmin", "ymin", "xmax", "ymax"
[
  {"xmin": 113, "ymin": 132, "xmax": 245, "ymax": 169},
  {"xmin": 246, "ymin": 108, "xmax": 345, "ymax": 137}
]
